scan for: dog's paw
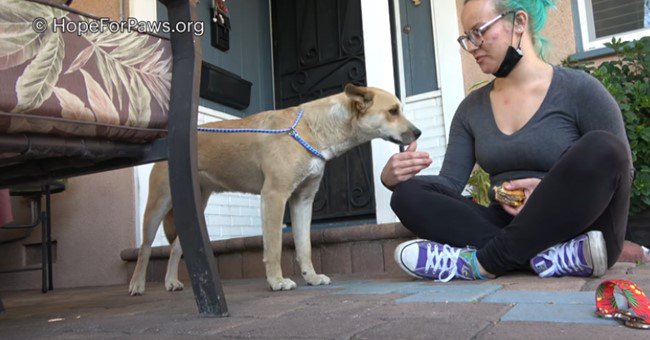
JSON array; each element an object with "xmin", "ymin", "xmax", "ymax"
[
  {"xmin": 165, "ymin": 279, "xmax": 185, "ymax": 292},
  {"xmin": 128, "ymin": 281, "xmax": 145, "ymax": 296},
  {"xmin": 305, "ymin": 273, "xmax": 331, "ymax": 286},
  {"xmin": 268, "ymin": 277, "xmax": 297, "ymax": 291}
]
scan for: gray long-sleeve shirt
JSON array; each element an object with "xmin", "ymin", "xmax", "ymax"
[{"xmin": 432, "ymin": 66, "xmax": 633, "ymax": 197}]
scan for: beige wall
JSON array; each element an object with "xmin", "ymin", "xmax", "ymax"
[
  {"xmin": 0, "ymin": 0, "xmax": 136, "ymax": 291},
  {"xmin": 70, "ymin": 0, "xmax": 125, "ymax": 19},
  {"xmin": 0, "ymin": 170, "xmax": 136, "ymax": 290},
  {"xmin": 455, "ymin": 0, "xmax": 577, "ymax": 94}
]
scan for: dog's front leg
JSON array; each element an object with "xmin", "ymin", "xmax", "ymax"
[
  {"xmin": 261, "ymin": 189, "xmax": 296, "ymax": 291},
  {"xmin": 289, "ymin": 177, "xmax": 330, "ymax": 286}
]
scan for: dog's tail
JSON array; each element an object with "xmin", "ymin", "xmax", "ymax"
[{"xmin": 162, "ymin": 211, "xmax": 177, "ymax": 245}]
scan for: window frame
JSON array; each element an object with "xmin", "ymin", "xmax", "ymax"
[{"xmin": 574, "ymin": 0, "xmax": 650, "ymax": 51}]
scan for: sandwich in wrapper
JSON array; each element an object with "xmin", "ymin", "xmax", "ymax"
[{"xmin": 493, "ymin": 184, "xmax": 525, "ymax": 208}]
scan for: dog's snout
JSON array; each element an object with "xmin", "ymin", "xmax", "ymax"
[
  {"xmin": 396, "ymin": 126, "xmax": 421, "ymax": 145},
  {"xmin": 413, "ymin": 128, "xmax": 422, "ymax": 140}
]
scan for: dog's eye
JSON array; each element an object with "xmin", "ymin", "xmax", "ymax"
[{"xmin": 389, "ymin": 108, "xmax": 399, "ymax": 116}]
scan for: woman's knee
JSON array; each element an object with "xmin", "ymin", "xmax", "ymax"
[
  {"xmin": 581, "ymin": 131, "xmax": 630, "ymax": 166},
  {"xmin": 390, "ymin": 177, "xmax": 425, "ymax": 215},
  {"xmin": 390, "ymin": 176, "xmax": 458, "ymax": 216},
  {"xmin": 570, "ymin": 131, "xmax": 631, "ymax": 175},
  {"xmin": 391, "ymin": 177, "xmax": 439, "ymax": 212}
]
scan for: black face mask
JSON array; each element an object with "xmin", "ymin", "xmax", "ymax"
[
  {"xmin": 493, "ymin": 45, "xmax": 523, "ymax": 78},
  {"xmin": 493, "ymin": 15, "xmax": 523, "ymax": 78}
]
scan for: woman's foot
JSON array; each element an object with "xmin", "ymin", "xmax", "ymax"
[
  {"xmin": 530, "ymin": 230, "xmax": 607, "ymax": 278},
  {"xmin": 394, "ymin": 239, "xmax": 486, "ymax": 282}
]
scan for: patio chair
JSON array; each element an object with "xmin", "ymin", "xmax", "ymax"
[{"xmin": 0, "ymin": 0, "xmax": 228, "ymax": 316}]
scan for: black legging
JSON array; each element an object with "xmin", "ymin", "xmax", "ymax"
[{"xmin": 390, "ymin": 131, "xmax": 632, "ymax": 276}]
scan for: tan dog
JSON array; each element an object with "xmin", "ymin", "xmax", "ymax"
[{"xmin": 128, "ymin": 84, "xmax": 420, "ymax": 294}]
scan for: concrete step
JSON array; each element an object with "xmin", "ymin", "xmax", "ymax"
[{"xmin": 120, "ymin": 222, "xmax": 416, "ymax": 282}]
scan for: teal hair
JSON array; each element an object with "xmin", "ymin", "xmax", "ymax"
[
  {"xmin": 496, "ymin": 0, "xmax": 556, "ymax": 60},
  {"xmin": 465, "ymin": 0, "xmax": 557, "ymax": 60}
]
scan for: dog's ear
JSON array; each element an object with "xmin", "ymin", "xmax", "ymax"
[{"xmin": 345, "ymin": 83, "xmax": 374, "ymax": 113}]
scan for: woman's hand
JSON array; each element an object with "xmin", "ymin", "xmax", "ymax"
[
  {"xmin": 500, "ymin": 178, "xmax": 541, "ymax": 216},
  {"xmin": 380, "ymin": 141, "xmax": 432, "ymax": 189}
]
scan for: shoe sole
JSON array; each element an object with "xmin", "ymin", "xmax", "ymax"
[
  {"xmin": 394, "ymin": 239, "xmax": 427, "ymax": 279},
  {"xmin": 587, "ymin": 230, "xmax": 607, "ymax": 277}
]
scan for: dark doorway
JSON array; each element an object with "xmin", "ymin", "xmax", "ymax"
[{"xmin": 271, "ymin": 0, "xmax": 375, "ymax": 225}]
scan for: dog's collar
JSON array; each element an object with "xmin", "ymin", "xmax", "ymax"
[{"xmin": 197, "ymin": 109, "xmax": 326, "ymax": 160}]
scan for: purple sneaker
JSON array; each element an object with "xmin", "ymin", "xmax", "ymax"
[
  {"xmin": 394, "ymin": 239, "xmax": 479, "ymax": 282},
  {"xmin": 530, "ymin": 230, "xmax": 607, "ymax": 278}
]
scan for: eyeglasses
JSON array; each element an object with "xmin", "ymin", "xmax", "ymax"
[{"xmin": 457, "ymin": 11, "xmax": 515, "ymax": 51}]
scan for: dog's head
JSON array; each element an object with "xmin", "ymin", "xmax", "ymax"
[{"xmin": 345, "ymin": 84, "xmax": 421, "ymax": 145}]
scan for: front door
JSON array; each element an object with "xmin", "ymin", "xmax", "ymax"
[
  {"xmin": 398, "ymin": 0, "xmax": 439, "ymax": 97},
  {"xmin": 271, "ymin": 0, "xmax": 376, "ymax": 225}
]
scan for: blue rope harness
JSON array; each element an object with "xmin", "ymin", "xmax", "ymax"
[{"xmin": 197, "ymin": 110, "xmax": 326, "ymax": 160}]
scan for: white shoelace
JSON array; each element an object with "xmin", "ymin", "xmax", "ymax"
[
  {"xmin": 425, "ymin": 243, "xmax": 462, "ymax": 282},
  {"xmin": 538, "ymin": 238, "xmax": 587, "ymax": 277}
]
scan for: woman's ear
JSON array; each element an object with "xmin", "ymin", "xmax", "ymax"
[{"xmin": 514, "ymin": 10, "xmax": 528, "ymax": 33}]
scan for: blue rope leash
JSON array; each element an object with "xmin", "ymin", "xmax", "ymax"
[{"xmin": 197, "ymin": 110, "xmax": 326, "ymax": 160}]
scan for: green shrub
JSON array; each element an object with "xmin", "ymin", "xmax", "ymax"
[{"xmin": 564, "ymin": 37, "xmax": 650, "ymax": 216}]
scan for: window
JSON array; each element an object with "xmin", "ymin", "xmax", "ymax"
[{"xmin": 576, "ymin": 0, "xmax": 650, "ymax": 51}]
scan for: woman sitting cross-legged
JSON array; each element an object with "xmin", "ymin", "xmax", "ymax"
[{"xmin": 382, "ymin": 0, "xmax": 634, "ymax": 282}]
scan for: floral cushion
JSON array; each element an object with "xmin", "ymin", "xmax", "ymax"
[{"xmin": 0, "ymin": 0, "xmax": 171, "ymax": 142}]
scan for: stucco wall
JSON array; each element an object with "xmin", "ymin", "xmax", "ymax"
[
  {"xmin": 455, "ymin": 0, "xmax": 577, "ymax": 94},
  {"xmin": 70, "ymin": 0, "xmax": 124, "ymax": 19},
  {"xmin": 0, "ymin": 170, "xmax": 136, "ymax": 290}
]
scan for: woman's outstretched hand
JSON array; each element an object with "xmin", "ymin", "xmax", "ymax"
[
  {"xmin": 380, "ymin": 141, "xmax": 432, "ymax": 190},
  {"xmin": 501, "ymin": 178, "xmax": 542, "ymax": 216}
]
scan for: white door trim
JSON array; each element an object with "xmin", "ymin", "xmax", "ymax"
[
  {"xmin": 129, "ymin": 0, "xmax": 157, "ymax": 22},
  {"xmin": 361, "ymin": 0, "xmax": 400, "ymax": 224},
  {"xmin": 431, "ymin": 0, "xmax": 464, "ymax": 141},
  {"xmin": 130, "ymin": 0, "xmax": 158, "ymax": 246},
  {"xmin": 361, "ymin": 0, "xmax": 463, "ymax": 224}
]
